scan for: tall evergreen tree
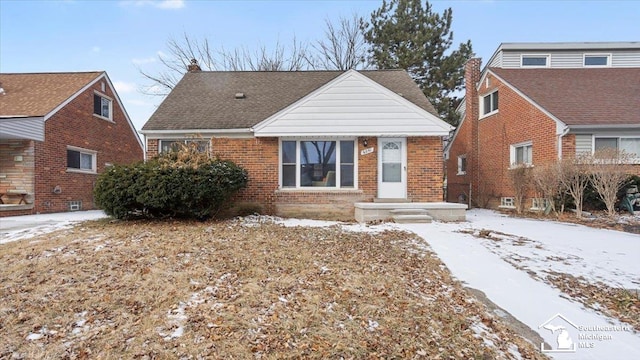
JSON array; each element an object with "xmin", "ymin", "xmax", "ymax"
[{"xmin": 361, "ymin": 0, "xmax": 473, "ymax": 125}]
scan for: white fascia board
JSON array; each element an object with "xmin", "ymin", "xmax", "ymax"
[
  {"xmin": 253, "ymin": 69, "xmax": 452, "ymax": 136},
  {"xmin": 99, "ymin": 73, "xmax": 144, "ymax": 150},
  {"xmin": 141, "ymin": 128, "xmax": 253, "ymax": 139},
  {"xmin": 484, "ymin": 69, "xmax": 567, "ymax": 135},
  {"xmin": 256, "ymin": 130, "xmax": 451, "ymax": 138},
  {"xmin": 43, "ymin": 72, "xmax": 144, "ymax": 150}
]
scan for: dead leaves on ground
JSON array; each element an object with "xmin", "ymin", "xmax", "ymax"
[{"xmin": 1, "ymin": 218, "xmax": 544, "ymax": 359}]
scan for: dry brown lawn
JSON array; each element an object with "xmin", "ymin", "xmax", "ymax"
[{"xmin": 0, "ymin": 217, "xmax": 545, "ymax": 359}]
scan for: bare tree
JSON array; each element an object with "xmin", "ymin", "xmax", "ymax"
[
  {"xmin": 308, "ymin": 14, "xmax": 368, "ymax": 70},
  {"xmin": 590, "ymin": 148, "xmax": 633, "ymax": 217},
  {"xmin": 558, "ymin": 154, "xmax": 592, "ymax": 219},
  {"xmin": 138, "ymin": 33, "xmax": 311, "ymax": 96},
  {"xmin": 531, "ymin": 162, "xmax": 563, "ymax": 215},
  {"xmin": 507, "ymin": 165, "xmax": 532, "ymax": 214}
]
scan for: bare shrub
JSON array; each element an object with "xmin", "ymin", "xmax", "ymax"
[
  {"xmin": 474, "ymin": 178, "xmax": 494, "ymax": 208},
  {"xmin": 590, "ymin": 148, "xmax": 634, "ymax": 217},
  {"xmin": 531, "ymin": 162, "xmax": 562, "ymax": 215},
  {"xmin": 558, "ymin": 154, "xmax": 592, "ymax": 219},
  {"xmin": 507, "ymin": 165, "xmax": 532, "ymax": 214}
]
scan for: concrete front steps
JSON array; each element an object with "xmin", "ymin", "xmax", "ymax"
[
  {"xmin": 389, "ymin": 208, "xmax": 433, "ymax": 223},
  {"xmin": 354, "ymin": 202, "xmax": 467, "ymax": 223}
]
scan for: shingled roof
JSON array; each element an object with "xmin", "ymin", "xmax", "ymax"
[
  {"xmin": 142, "ymin": 70, "xmax": 438, "ymax": 131},
  {"xmin": 0, "ymin": 72, "xmax": 103, "ymax": 117},
  {"xmin": 490, "ymin": 67, "xmax": 640, "ymax": 126}
]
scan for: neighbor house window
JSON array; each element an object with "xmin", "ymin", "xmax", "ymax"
[
  {"xmin": 594, "ymin": 136, "xmax": 640, "ymax": 159},
  {"xmin": 500, "ymin": 197, "xmax": 515, "ymax": 208},
  {"xmin": 67, "ymin": 146, "xmax": 96, "ymax": 172},
  {"xmin": 160, "ymin": 139, "xmax": 210, "ymax": 154},
  {"xmin": 93, "ymin": 92, "xmax": 112, "ymax": 120},
  {"xmin": 511, "ymin": 142, "xmax": 533, "ymax": 166},
  {"xmin": 280, "ymin": 139, "xmax": 355, "ymax": 188},
  {"xmin": 521, "ymin": 55, "xmax": 549, "ymax": 67},
  {"xmin": 584, "ymin": 54, "xmax": 610, "ymax": 67},
  {"xmin": 457, "ymin": 155, "xmax": 467, "ymax": 175},
  {"xmin": 531, "ymin": 198, "xmax": 549, "ymax": 211},
  {"xmin": 481, "ymin": 90, "xmax": 499, "ymax": 116}
]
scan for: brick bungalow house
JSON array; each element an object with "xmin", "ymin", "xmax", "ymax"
[
  {"xmin": 446, "ymin": 42, "xmax": 640, "ymax": 210},
  {"xmin": 141, "ymin": 67, "xmax": 466, "ymax": 222},
  {"xmin": 0, "ymin": 71, "xmax": 144, "ymax": 217}
]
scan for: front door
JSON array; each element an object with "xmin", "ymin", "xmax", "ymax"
[{"xmin": 378, "ymin": 138, "xmax": 407, "ymax": 199}]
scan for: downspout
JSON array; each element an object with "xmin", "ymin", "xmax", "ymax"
[
  {"xmin": 143, "ymin": 133, "xmax": 147, "ymax": 162},
  {"xmin": 557, "ymin": 126, "xmax": 570, "ymax": 160}
]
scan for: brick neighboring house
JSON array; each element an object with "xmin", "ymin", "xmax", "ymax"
[
  {"xmin": 446, "ymin": 42, "xmax": 640, "ymax": 210},
  {"xmin": 0, "ymin": 72, "xmax": 144, "ymax": 217},
  {"xmin": 141, "ymin": 67, "xmax": 465, "ymax": 221}
]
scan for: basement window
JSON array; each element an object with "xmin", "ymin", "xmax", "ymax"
[{"xmin": 500, "ymin": 197, "xmax": 515, "ymax": 209}]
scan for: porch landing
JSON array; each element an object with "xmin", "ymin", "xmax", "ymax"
[{"xmin": 354, "ymin": 202, "xmax": 467, "ymax": 223}]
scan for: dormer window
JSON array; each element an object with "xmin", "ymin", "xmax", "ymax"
[
  {"xmin": 93, "ymin": 92, "xmax": 112, "ymax": 120},
  {"xmin": 521, "ymin": 55, "xmax": 549, "ymax": 67},
  {"xmin": 584, "ymin": 54, "xmax": 610, "ymax": 67}
]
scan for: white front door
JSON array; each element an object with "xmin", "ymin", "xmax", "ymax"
[{"xmin": 378, "ymin": 138, "xmax": 407, "ymax": 199}]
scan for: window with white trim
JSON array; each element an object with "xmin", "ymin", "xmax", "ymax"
[
  {"xmin": 67, "ymin": 147, "xmax": 96, "ymax": 172},
  {"xmin": 594, "ymin": 136, "xmax": 640, "ymax": 159},
  {"xmin": 511, "ymin": 142, "xmax": 533, "ymax": 166},
  {"xmin": 481, "ymin": 90, "xmax": 498, "ymax": 116},
  {"xmin": 584, "ymin": 54, "xmax": 610, "ymax": 67},
  {"xmin": 521, "ymin": 55, "xmax": 549, "ymax": 67},
  {"xmin": 500, "ymin": 197, "xmax": 515, "ymax": 208},
  {"xmin": 93, "ymin": 92, "xmax": 112, "ymax": 120},
  {"xmin": 160, "ymin": 139, "xmax": 210, "ymax": 154},
  {"xmin": 457, "ymin": 155, "xmax": 467, "ymax": 175},
  {"xmin": 281, "ymin": 139, "xmax": 355, "ymax": 188},
  {"xmin": 531, "ymin": 198, "xmax": 549, "ymax": 211}
]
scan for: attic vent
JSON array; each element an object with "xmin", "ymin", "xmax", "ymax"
[{"xmin": 235, "ymin": 93, "xmax": 245, "ymax": 99}]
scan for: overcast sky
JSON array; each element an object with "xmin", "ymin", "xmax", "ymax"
[{"xmin": 1, "ymin": 0, "xmax": 638, "ymax": 131}]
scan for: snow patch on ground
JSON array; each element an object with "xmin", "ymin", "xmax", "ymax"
[
  {"xmin": 397, "ymin": 209, "xmax": 640, "ymax": 360},
  {"xmin": 1, "ymin": 210, "xmax": 107, "ymax": 244}
]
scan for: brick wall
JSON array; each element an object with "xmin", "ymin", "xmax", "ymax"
[
  {"xmin": 0, "ymin": 78, "xmax": 144, "ymax": 217},
  {"xmin": 407, "ymin": 137, "xmax": 444, "ymax": 201},
  {"xmin": 146, "ymin": 135, "xmax": 445, "ymax": 220},
  {"xmin": 0, "ymin": 140, "xmax": 35, "ymax": 201},
  {"xmin": 476, "ymin": 72, "xmax": 560, "ymax": 207}
]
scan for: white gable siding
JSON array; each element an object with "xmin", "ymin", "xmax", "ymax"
[
  {"xmin": 488, "ymin": 53, "xmax": 502, "ymax": 67},
  {"xmin": 253, "ymin": 71, "xmax": 451, "ymax": 137},
  {"xmin": 498, "ymin": 50, "xmax": 640, "ymax": 68},
  {"xmin": 612, "ymin": 52, "xmax": 640, "ymax": 67}
]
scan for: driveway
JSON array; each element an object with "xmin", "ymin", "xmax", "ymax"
[
  {"xmin": 0, "ymin": 210, "xmax": 107, "ymax": 244},
  {"xmin": 399, "ymin": 209, "xmax": 640, "ymax": 360}
]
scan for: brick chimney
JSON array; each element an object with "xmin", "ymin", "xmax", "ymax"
[
  {"xmin": 464, "ymin": 58, "xmax": 482, "ymax": 204},
  {"xmin": 187, "ymin": 58, "xmax": 201, "ymax": 72}
]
